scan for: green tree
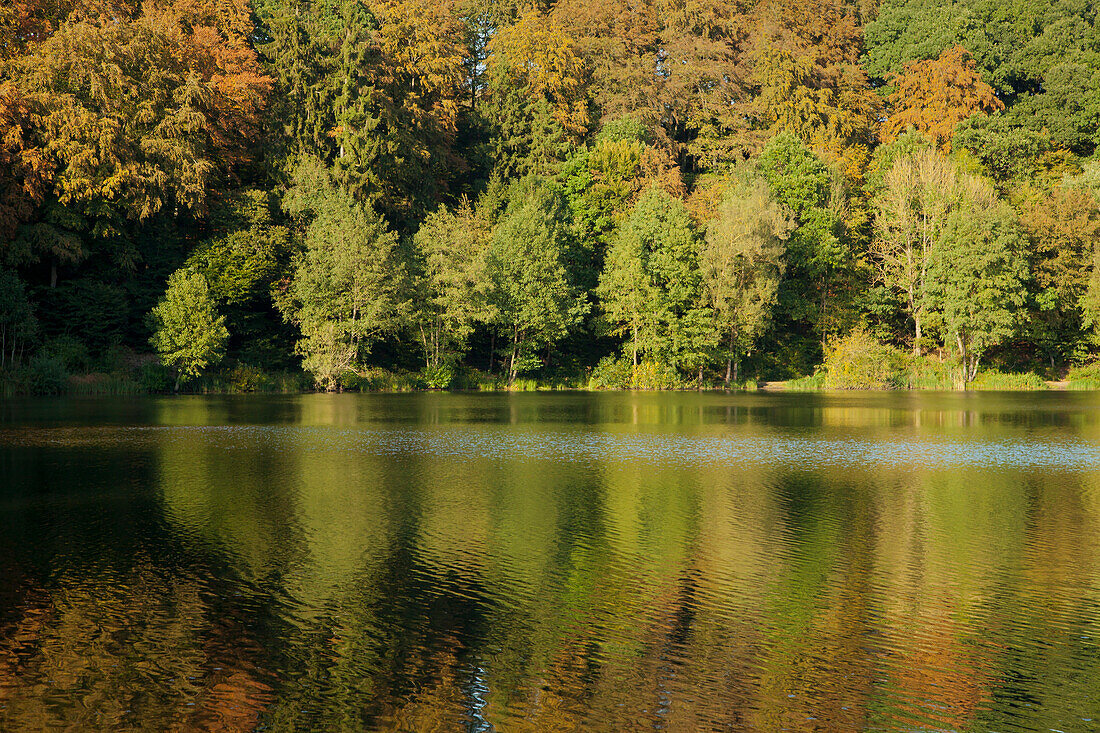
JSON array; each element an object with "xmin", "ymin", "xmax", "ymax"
[
  {"xmin": 0, "ymin": 267, "xmax": 36, "ymax": 369},
  {"xmin": 280, "ymin": 159, "xmax": 409, "ymax": 390},
  {"xmin": 186, "ymin": 190, "xmax": 296, "ymax": 367},
  {"xmin": 412, "ymin": 199, "xmax": 495, "ymax": 375},
  {"xmin": 870, "ymin": 144, "xmax": 956, "ymax": 353},
  {"xmin": 757, "ymin": 133, "xmax": 851, "ymax": 353},
  {"xmin": 487, "ymin": 177, "xmax": 588, "ymax": 384},
  {"xmin": 597, "ymin": 212, "xmax": 657, "ymax": 368},
  {"xmin": 928, "ymin": 201, "xmax": 1027, "ymax": 382},
  {"xmin": 599, "ymin": 186, "xmax": 710, "ymax": 378},
  {"xmin": 148, "ymin": 269, "xmax": 229, "ymax": 391},
  {"xmin": 700, "ymin": 174, "xmax": 793, "ymax": 384}
]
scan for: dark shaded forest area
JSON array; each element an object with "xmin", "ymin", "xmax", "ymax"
[{"xmin": 3, "ymin": 0, "xmax": 1100, "ymax": 393}]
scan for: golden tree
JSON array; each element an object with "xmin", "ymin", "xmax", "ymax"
[{"xmin": 885, "ymin": 46, "xmax": 1003, "ymax": 148}]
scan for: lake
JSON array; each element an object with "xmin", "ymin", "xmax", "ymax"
[{"xmin": 1, "ymin": 391, "xmax": 1099, "ymax": 731}]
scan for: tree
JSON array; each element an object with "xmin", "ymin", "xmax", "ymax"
[
  {"xmin": 700, "ymin": 174, "xmax": 793, "ymax": 383},
  {"xmin": 757, "ymin": 133, "xmax": 851, "ymax": 351},
  {"xmin": 412, "ymin": 199, "xmax": 495, "ymax": 374},
  {"xmin": 599, "ymin": 186, "xmax": 709, "ymax": 378},
  {"xmin": 148, "ymin": 269, "xmax": 228, "ymax": 390},
  {"xmin": 597, "ymin": 211, "xmax": 657, "ymax": 368},
  {"xmin": 186, "ymin": 189, "xmax": 296, "ymax": 366},
  {"xmin": 487, "ymin": 177, "xmax": 587, "ymax": 384},
  {"xmin": 328, "ymin": 0, "xmax": 467, "ymax": 228},
  {"xmin": 484, "ymin": 8, "xmax": 591, "ymax": 178},
  {"xmin": 927, "ymin": 201, "xmax": 1026, "ymax": 382},
  {"xmin": 0, "ymin": 84, "xmax": 50, "ymax": 244},
  {"xmin": 10, "ymin": 4, "xmax": 271, "ymax": 231},
  {"xmin": 870, "ymin": 144, "xmax": 955, "ymax": 353},
  {"xmin": 1018, "ymin": 184, "xmax": 1100, "ymax": 369},
  {"xmin": 884, "ymin": 46, "xmax": 1003, "ymax": 148},
  {"xmin": 0, "ymin": 267, "xmax": 36, "ymax": 369},
  {"xmin": 280, "ymin": 159, "xmax": 409, "ymax": 390},
  {"xmin": 561, "ymin": 116, "xmax": 683, "ymax": 274}
]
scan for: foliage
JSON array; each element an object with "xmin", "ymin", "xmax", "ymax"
[
  {"xmin": 0, "ymin": 267, "xmax": 36, "ymax": 369},
  {"xmin": 148, "ymin": 269, "xmax": 229, "ymax": 389},
  {"xmin": 9, "ymin": 4, "xmax": 271, "ymax": 231},
  {"xmin": 24, "ymin": 353, "xmax": 68, "ymax": 395},
  {"xmin": 598, "ymin": 186, "xmax": 710, "ymax": 376},
  {"xmin": 412, "ymin": 199, "xmax": 494, "ymax": 371},
  {"xmin": 884, "ymin": 46, "xmax": 1003, "ymax": 148},
  {"xmin": 927, "ymin": 198, "xmax": 1027, "ymax": 382},
  {"xmin": 280, "ymin": 159, "xmax": 409, "ymax": 390},
  {"xmin": 700, "ymin": 173, "xmax": 793, "ymax": 382},
  {"xmin": 488, "ymin": 176, "xmax": 588, "ymax": 384},
  {"xmin": 757, "ymin": 133, "xmax": 852, "ymax": 348},
  {"xmin": 4, "ymin": 0, "xmax": 1099, "ymax": 393}
]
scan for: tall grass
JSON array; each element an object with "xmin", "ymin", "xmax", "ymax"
[
  {"xmin": 1066, "ymin": 363, "xmax": 1100, "ymax": 390},
  {"xmin": 969, "ymin": 370, "xmax": 1046, "ymax": 391}
]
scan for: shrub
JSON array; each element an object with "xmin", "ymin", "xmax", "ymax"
[
  {"xmin": 784, "ymin": 372, "xmax": 827, "ymax": 391},
  {"xmin": 589, "ymin": 356, "xmax": 632, "ymax": 389},
  {"xmin": 820, "ymin": 330, "xmax": 908, "ymax": 390},
  {"xmin": 43, "ymin": 335, "xmax": 91, "ymax": 374},
  {"xmin": 24, "ymin": 355, "xmax": 68, "ymax": 395},
  {"xmin": 422, "ymin": 362, "xmax": 455, "ymax": 389},
  {"xmin": 632, "ymin": 361, "xmax": 683, "ymax": 390},
  {"xmin": 138, "ymin": 362, "xmax": 174, "ymax": 393},
  {"xmin": 225, "ymin": 363, "xmax": 267, "ymax": 392}
]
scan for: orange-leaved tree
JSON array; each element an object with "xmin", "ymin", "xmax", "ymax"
[
  {"xmin": 8, "ymin": 1, "xmax": 271, "ymax": 233},
  {"xmin": 884, "ymin": 46, "xmax": 1003, "ymax": 149}
]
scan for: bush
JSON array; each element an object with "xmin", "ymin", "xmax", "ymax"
[
  {"xmin": 589, "ymin": 356, "xmax": 632, "ymax": 389},
  {"xmin": 632, "ymin": 361, "xmax": 683, "ymax": 390},
  {"xmin": 422, "ymin": 362, "xmax": 455, "ymax": 389},
  {"xmin": 226, "ymin": 363, "xmax": 267, "ymax": 392},
  {"xmin": 784, "ymin": 372, "xmax": 827, "ymax": 391},
  {"xmin": 338, "ymin": 369, "xmax": 364, "ymax": 392},
  {"xmin": 588, "ymin": 357, "xmax": 685, "ymax": 390},
  {"xmin": 820, "ymin": 330, "xmax": 908, "ymax": 389},
  {"xmin": 138, "ymin": 361, "xmax": 174, "ymax": 393},
  {"xmin": 43, "ymin": 335, "xmax": 91, "ymax": 374},
  {"xmin": 24, "ymin": 355, "xmax": 68, "ymax": 395}
]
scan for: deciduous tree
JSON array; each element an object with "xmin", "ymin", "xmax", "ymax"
[
  {"xmin": 148, "ymin": 269, "xmax": 229, "ymax": 390},
  {"xmin": 884, "ymin": 46, "xmax": 1003, "ymax": 148},
  {"xmin": 700, "ymin": 174, "xmax": 793, "ymax": 383},
  {"xmin": 281, "ymin": 159, "xmax": 409, "ymax": 390}
]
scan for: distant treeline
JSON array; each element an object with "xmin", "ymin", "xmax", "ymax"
[{"xmin": 3, "ymin": 0, "xmax": 1100, "ymax": 392}]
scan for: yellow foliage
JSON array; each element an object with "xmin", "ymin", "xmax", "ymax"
[{"xmin": 487, "ymin": 8, "xmax": 590, "ymax": 139}]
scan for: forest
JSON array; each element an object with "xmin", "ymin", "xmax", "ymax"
[{"xmin": 3, "ymin": 0, "xmax": 1100, "ymax": 393}]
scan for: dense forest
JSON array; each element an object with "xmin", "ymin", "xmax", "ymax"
[{"xmin": 3, "ymin": 0, "xmax": 1100, "ymax": 393}]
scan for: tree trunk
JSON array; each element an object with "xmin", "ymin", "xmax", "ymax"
[
  {"xmin": 914, "ymin": 317, "xmax": 922, "ymax": 356},
  {"xmin": 724, "ymin": 330, "xmax": 735, "ymax": 385},
  {"xmin": 632, "ymin": 322, "xmax": 638, "ymax": 367},
  {"xmin": 50, "ymin": 260, "xmax": 58, "ymax": 289},
  {"xmin": 488, "ymin": 332, "xmax": 495, "ymax": 373},
  {"xmin": 508, "ymin": 326, "xmax": 520, "ymax": 386}
]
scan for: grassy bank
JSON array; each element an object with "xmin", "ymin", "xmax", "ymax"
[{"xmin": 3, "ymin": 335, "xmax": 1093, "ymax": 397}]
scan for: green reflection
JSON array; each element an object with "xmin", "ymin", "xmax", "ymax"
[{"xmin": 1, "ymin": 392, "xmax": 1099, "ymax": 730}]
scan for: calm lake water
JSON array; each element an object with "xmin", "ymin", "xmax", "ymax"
[{"xmin": 2, "ymin": 391, "xmax": 1100, "ymax": 731}]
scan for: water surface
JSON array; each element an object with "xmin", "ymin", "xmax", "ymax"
[{"xmin": 2, "ymin": 391, "xmax": 1100, "ymax": 731}]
